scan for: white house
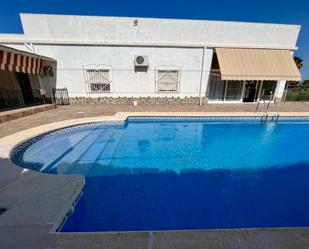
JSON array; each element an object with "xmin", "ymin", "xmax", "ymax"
[{"xmin": 0, "ymin": 13, "xmax": 301, "ymax": 104}]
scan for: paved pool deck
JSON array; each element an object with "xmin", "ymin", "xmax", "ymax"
[
  {"xmin": 0, "ymin": 105, "xmax": 309, "ymax": 248},
  {"xmin": 54, "ymin": 228, "xmax": 309, "ymax": 249},
  {"xmin": 0, "ymin": 104, "xmax": 56, "ymax": 124},
  {"xmin": 0, "ymin": 102, "xmax": 309, "ymax": 138}
]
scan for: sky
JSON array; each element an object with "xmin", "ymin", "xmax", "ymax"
[{"xmin": 1, "ymin": 0, "xmax": 309, "ymax": 80}]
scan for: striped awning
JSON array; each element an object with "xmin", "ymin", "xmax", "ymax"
[
  {"xmin": 0, "ymin": 49, "xmax": 43, "ymax": 74},
  {"xmin": 215, "ymin": 48, "xmax": 301, "ymax": 81}
]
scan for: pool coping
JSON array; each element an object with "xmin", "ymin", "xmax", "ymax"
[
  {"xmin": 53, "ymin": 227, "xmax": 309, "ymax": 249},
  {"xmin": 3, "ymin": 110, "xmax": 309, "ymax": 158},
  {"xmin": 1, "ymin": 111, "xmax": 309, "ymax": 248}
]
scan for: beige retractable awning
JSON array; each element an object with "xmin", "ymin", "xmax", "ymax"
[{"xmin": 215, "ymin": 48, "xmax": 301, "ymax": 81}]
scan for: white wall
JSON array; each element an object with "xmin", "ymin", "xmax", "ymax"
[
  {"xmin": 275, "ymin": 80, "xmax": 287, "ymax": 100},
  {"xmin": 18, "ymin": 14, "xmax": 300, "ymax": 49},
  {"xmin": 38, "ymin": 60, "xmax": 57, "ymax": 98},
  {"xmin": 30, "ymin": 44, "xmax": 213, "ymax": 98},
  {"xmin": 0, "ymin": 14, "xmax": 300, "ymax": 100}
]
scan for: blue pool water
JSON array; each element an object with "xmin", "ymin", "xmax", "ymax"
[{"xmin": 11, "ymin": 117, "xmax": 309, "ymax": 232}]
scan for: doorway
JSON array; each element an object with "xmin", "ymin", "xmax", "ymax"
[
  {"xmin": 225, "ymin": 81, "xmax": 243, "ymax": 101},
  {"xmin": 16, "ymin": 73, "xmax": 34, "ymax": 105},
  {"xmin": 260, "ymin": 81, "xmax": 277, "ymax": 101},
  {"xmin": 243, "ymin": 81, "xmax": 258, "ymax": 102}
]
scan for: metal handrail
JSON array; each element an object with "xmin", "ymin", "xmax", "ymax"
[
  {"xmin": 256, "ymin": 90, "xmax": 280, "ymax": 122},
  {"xmin": 0, "ymin": 88, "xmax": 48, "ymax": 111},
  {"xmin": 255, "ymin": 89, "xmax": 271, "ymax": 113}
]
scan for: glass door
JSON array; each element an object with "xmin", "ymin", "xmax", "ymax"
[
  {"xmin": 207, "ymin": 73, "xmax": 226, "ymax": 101},
  {"xmin": 225, "ymin": 81, "xmax": 243, "ymax": 101},
  {"xmin": 260, "ymin": 81, "xmax": 277, "ymax": 100},
  {"xmin": 243, "ymin": 81, "xmax": 258, "ymax": 102}
]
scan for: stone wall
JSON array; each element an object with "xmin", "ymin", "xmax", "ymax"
[{"xmin": 69, "ymin": 97, "xmax": 208, "ymax": 105}]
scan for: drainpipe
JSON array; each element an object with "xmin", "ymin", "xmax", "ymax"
[
  {"xmin": 26, "ymin": 43, "xmax": 46, "ymax": 99},
  {"xmin": 198, "ymin": 46, "xmax": 207, "ymax": 106},
  {"xmin": 24, "ymin": 43, "xmax": 35, "ymax": 53}
]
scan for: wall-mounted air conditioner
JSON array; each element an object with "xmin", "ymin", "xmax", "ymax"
[{"xmin": 134, "ymin": 56, "xmax": 149, "ymax": 71}]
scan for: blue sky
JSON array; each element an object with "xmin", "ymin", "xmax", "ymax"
[{"xmin": 1, "ymin": 0, "xmax": 309, "ymax": 80}]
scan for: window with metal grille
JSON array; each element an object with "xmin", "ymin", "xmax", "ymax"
[
  {"xmin": 156, "ymin": 70, "xmax": 179, "ymax": 92},
  {"xmin": 84, "ymin": 69, "xmax": 111, "ymax": 93}
]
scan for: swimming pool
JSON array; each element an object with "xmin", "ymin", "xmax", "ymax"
[{"xmin": 11, "ymin": 117, "xmax": 309, "ymax": 232}]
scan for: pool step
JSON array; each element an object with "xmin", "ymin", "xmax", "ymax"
[
  {"xmin": 76, "ymin": 130, "xmax": 115, "ymax": 164},
  {"xmin": 66, "ymin": 130, "xmax": 115, "ymax": 176},
  {"xmin": 39, "ymin": 126, "xmax": 125, "ymax": 176},
  {"xmin": 60, "ymin": 129, "xmax": 117, "ymax": 176},
  {"xmin": 95, "ymin": 129, "xmax": 126, "ymax": 166},
  {"xmin": 81, "ymin": 129, "xmax": 126, "ymax": 177},
  {"xmin": 50, "ymin": 128, "xmax": 113, "ymax": 174},
  {"xmin": 39, "ymin": 129, "xmax": 95, "ymax": 172}
]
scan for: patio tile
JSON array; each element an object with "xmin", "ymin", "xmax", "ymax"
[
  {"xmin": 54, "ymin": 232, "xmax": 149, "ymax": 249},
  {"xmin": 152, "ymin": 228, "xmax": 309, "ymax": 249},
  {"xmin": 0, "ymin": 102, "xmax": 309, "ymax": 138}
]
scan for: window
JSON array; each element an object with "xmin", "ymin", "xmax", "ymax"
[
  {"xmin": 156, "ymin": 70, "xmax": 180, "ymax": 92},
  {"xmin": 90, "ymin": 83, "xmax": 110, "ymax": 92},
  {"xmin": 42, "ymin": 65, "xmax": 55, "ymax": 77},
  {"xmin": 84, "ymin": 69, "xmax": 111, "ymax": 93}
]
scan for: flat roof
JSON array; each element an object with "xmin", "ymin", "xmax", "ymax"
[
  {"xmin": 0, "ymin": 13, "xmax": 301, "ymax": 50},
  {"xmin": 19, "ymin": 12, "xmax": 301, "ymax": 28}
]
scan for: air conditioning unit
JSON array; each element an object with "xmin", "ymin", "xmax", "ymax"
[{"xmin": 134, "ymin": 56, "xmax": 149, "ymax": 68}]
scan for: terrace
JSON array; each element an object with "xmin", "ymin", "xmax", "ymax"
[
  {"xmin": 1, "ymin": 102, "xmax": 309, "ymax": 137},
  {"xmin": 1, "ymin": 103, "xmax": 309, "ymax": 248}
]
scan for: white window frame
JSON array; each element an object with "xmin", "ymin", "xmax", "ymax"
[
  {"xmin": 83, "ymin": 65, "xmax": 113, "ymax": 93},
  {"xmin": 155, "ymin": 66, "xmax": 181, "ymax": 93}
]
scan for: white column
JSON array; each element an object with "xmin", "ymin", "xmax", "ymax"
[
  {"xmin": 199, "ymin": 48, "xmax": 213, "ymax": 105},
  {"xmin": 275, "ymin": 80, "xmax": 287, "ymax": 101},
  {"xmin": 257, "ymin": 81, "xmax": 264, "ymax": 101}
]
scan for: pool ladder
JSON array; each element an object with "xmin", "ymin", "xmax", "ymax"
[
  {"xmin": 256, "ymin": 93, "xmax": 280, "ymax": 122},
  {"xmin": 261, "ymin": 112, "xmax": 279, "ymax": 122}
]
